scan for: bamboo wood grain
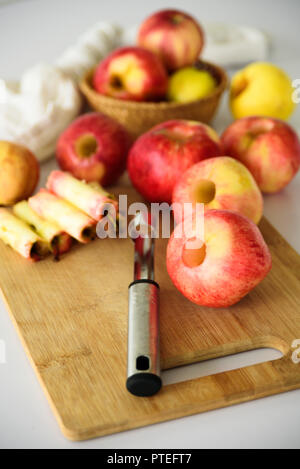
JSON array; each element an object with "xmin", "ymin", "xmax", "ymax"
[{"xmin": 0, "ymin": 177, "xmax": 300, "ymax": 441}]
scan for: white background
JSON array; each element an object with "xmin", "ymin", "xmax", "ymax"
[{"xmin": 0, "ymin": 0, "xmax": 299, "ymax": 449}]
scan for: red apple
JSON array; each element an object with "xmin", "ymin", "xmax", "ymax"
[
  {"xmin": 56, "ymin": 112, "xmax": 131, "ymax": 186},
  {"xmin": 167, "ymin": 209, "xmax": 272, "ymax": 308},
  {"xmin": 138, "ymin": 9, "xmax": 204, "ymax": 71},
  {"xmin": 127, "ymin": 119, "xmax": 222, "ymax": 203},
  {"xmin": 93, "ymin": 46, "xmax": 168, "ymax": 102},
  {"xmin": 172, "ymin": 156, "xmax": 263, "ymax": 225},
  {"xmin": 221, "ymin": 117, "xmax": 300, "ymax": 193}
]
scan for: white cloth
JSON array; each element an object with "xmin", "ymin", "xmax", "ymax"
[
  {"xmin": 0, "ymin": 22, "xmax": 122, "ymax": 162},
  {"xmin": 0, "ymin": 64, "xmax": 82, "ymax": 162},
  {"xmin": 56, "ymin": 22, "xmax": 122, "ymax": 81},
  {"xmin": 202, "ymin": 22, "xmax": 269, "ymax": 67}
]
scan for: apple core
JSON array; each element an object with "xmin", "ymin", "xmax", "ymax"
[
  {"xmin": 182, "ymin": 240, "xmax": 206, "ymax": 268},
  {"xmin": 190, "ymin": 179, "xmax": 216, "ymax": 204},
  {"xmin": 75, "ymin": 134, "xmax": 98, "ymax": 159},
  {"xmin": 81, "ymin": 226, "xmax": 96, "ymax": 242},
  {"xmin": 30, "ymin": 240, "xmax": 49, "ymax": 260}
]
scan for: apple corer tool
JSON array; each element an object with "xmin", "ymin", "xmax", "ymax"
[{"xmin": 126, "ymin": 212, "xmax": 161, "ymax": 397}]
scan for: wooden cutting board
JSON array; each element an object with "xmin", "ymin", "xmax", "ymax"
[{"xmin": 0, "ymin": 177, "xmax": 300, "ymax": 441}]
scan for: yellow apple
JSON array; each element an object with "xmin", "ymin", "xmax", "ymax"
[
  {"xmin": 230, "ymin": 62, "xmax": 296, "ymax": 120},
  {"xmin": 0, "ymin": 141, "xmax": 39, "ymax": 206},
  {"xmin": 167, "ymin": 67, "xmax": 217, "ymax": 103}
]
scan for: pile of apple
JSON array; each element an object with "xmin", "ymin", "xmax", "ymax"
[
  {"xmin": 127, "ymin": 115, "xmax": 300, "ymax": 307},
  {"xmin": 92, "ymin": 10, "xmax": 216, "ymax": 103},
  {"xmin": 0, "ymin": 8, "xmax": 300, "ymax": 311}
]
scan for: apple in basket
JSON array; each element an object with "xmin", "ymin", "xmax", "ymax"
[
  {"xmin": 93, "ymin": 46, "xmax": 168, "ymax": 102},
  {"xmin": 138, "ymin": 9, "xmax": 205, "ymax": 71},
  {"xmin": 56, "ymin": 112, "xmax": 131, "ymax": 185}
]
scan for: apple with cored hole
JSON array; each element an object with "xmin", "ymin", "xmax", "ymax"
[
  {"xmin": 167, "ymin": 209, "xmax": 272, "ymax": 308},
  {"xmin": 93, "ymin": 46, "xmax": 168, "ymax": 102},
  {"xmin": 127, "ymin": 119, "xmax": 222, "ymax": 203},
  {"xmin": 0, "ymin": 141, "xmax": 39, "ymax": 206},
  {"xmin": 56, "ymin": 112, "xmax": 131, "ymax": 186},
  {"xmin": 221, "ymin": 116, "xmax": 300, "ymax": 193},
  {"xmin": 172, "ymin": 156, "xmax": 263, "ymax": 225},
  {"xmin": 138, "ymin": 9, "xmax": 204, "ymax": 71}
]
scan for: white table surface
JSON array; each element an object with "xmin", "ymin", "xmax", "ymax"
[{"xmin": 0, "ymin": 0, "xmax": 299, "ymax": 449}]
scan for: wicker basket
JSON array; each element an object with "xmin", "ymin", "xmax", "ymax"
[{"xmin": 79, "ymin": 60, "xmax": 227, "ymax": 138}]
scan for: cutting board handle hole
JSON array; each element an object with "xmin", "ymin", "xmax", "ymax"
[{"xmin": 162, "ymin": 347, "xmax": 283, "ymax": 386}]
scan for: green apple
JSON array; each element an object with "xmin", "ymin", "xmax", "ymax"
[{"xmin": 167, "ymin": 67, "xmax": 217, "ymax": 103}]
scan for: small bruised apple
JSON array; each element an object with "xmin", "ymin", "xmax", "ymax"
[
  {"xmin": 127, "ymin": 119, "xmax": 222, "ymax": 203},
  {"xmin": 221, "ymin": 116, "xmax": 300, "ymax": 193},
  {"xmin": 93, "ymin": 47, "xmax": 168, "ymax": 102},
  {"xmin": 172, "ymin": 156, "xmax": 263, "ymax": 224},
  {"xmin": 0, "ymin": 141, "xmax": 39, "ymax": 206},
  {"xmin": 166, "ymin": 209, "xmax": 272, "ymax": 308}
]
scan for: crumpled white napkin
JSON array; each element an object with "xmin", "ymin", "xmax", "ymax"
[
  {"xmin": 201, "ymin": 22, "xmax": 269, "ymax": 67},
  {"xmin": 0, "ymin": 22, "xmax": 122, "ymax": 162},
  {"xmin": 0, "ymin": 63, "xmax": 82, "ymax": 162}
]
